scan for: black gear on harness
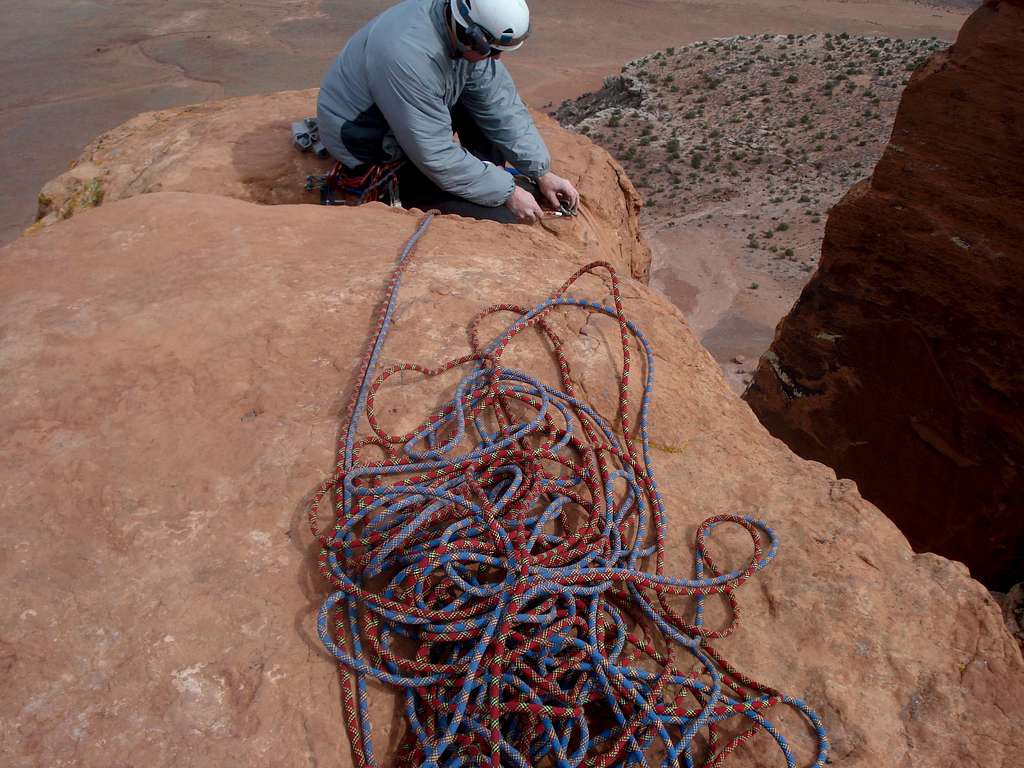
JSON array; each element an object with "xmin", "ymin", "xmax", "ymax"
[
  {"xmin": 294, "ymin": 115, "xmax": 404, "ymax": 207},
  {"xmin": 305, "ymin": 160, "xmax": 405, "ymax": 207}
]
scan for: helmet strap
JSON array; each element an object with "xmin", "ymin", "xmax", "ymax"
[{"xmin": 446, "ymin": 1, "xmax": 493, "ymax": 57}]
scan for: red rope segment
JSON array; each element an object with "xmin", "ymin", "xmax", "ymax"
[{"xmin": 310, "ymin": 213, "xmax": 829, "ymax": 768}]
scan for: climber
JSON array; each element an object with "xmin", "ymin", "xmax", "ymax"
[{"xmin": 316, "ymin": 0, "xmax": 579, "ymax": 223}]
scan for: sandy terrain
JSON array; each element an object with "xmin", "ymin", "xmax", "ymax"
[
  {"xmin": 556, "ymin": 32, "xmax": 948, "ymax": 390},
  {"xmin": 2, "ymin": 1, "xmax": 968, "ymax": 247}
]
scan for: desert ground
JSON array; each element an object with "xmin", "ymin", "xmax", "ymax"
[{"xmin": 556, "ymin": 32, "xmax": 948, "ymax": 389}]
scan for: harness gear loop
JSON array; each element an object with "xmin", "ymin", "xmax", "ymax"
[{"xmin": 307, "ymin": 160, "xmax": 406, "ymax": 207}]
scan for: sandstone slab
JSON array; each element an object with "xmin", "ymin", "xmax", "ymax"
[
  {"xmin": 2, "ymin": 90, "xmax": 1022, "ymax": 767},
  {"xmin": 32, "ymin": 89, "xmax": 649, "ymax": 283}
]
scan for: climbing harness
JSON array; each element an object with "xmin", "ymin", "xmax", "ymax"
[
  {"xmin": 306, "ymin": 160, "xmax": 405, "ymax": 207},
  {"xmin": 310, "ymin": 213, "xmax": 829, "ymax": 767},
  {"xmin": 292, "ymin": 115, "xmax": 404, "ymax": 206}
]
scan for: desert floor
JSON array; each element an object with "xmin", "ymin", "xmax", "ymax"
[{"xmin": 556, "ymin": 32, "xmax": 950, "ymax": 389}]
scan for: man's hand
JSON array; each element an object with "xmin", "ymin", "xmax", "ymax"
[
  {"xmin": 505, "ymin": 185, "xmax": 545, "ymax": 223},
  {"xmin": 537, "ymin": 172, "xmax": 580, "ymax": 212}
]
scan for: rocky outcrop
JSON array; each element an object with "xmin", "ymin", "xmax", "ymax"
[
  {"xmin": 996, "ymin": 584, "xmax": 1024, "ymax": 649},
  {"xmin": 553, "ymin": 72, "xmax": 647, "ymax": 124},
  {"xmin": 30, "ymin": 88, "xmax": 650, "ymax": 283},
  {"xmin": 3, "ymin": 90, "xmax": 1023, "ymax": 767},
  {"xmin": 745, "ymin": 0, "xmax": 1024, "ymax": 590}
]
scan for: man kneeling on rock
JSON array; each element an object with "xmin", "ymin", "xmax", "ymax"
[{"xmin": 317, "ymin": 0, "xmax": 579, "ymax": 223}]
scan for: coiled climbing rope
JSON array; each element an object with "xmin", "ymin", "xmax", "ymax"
[{"xmin": 311, "ymin": 213, "xmax": 829, "ymax": 767}]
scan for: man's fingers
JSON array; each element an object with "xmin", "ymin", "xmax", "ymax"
[
  {"xmin": 556, "ymin": 182, "xmax": 579, "ymax": 211},
  {"xmin": 521, "ymin": 204, "xmax": 540, "ymax": 223}
]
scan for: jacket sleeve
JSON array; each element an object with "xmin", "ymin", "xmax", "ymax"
[
  {"xmin": 369, "ymin": 56, "xmax": 515, "ymax": 207},
  {"xmin": 459, "ymin": 60, "xmax": 551, "ymax": 181}
]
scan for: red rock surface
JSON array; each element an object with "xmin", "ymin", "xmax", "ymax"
[
  {"xmin": 32, "ymin": 89, "xmax": 650, "ymax": 283},
  {"xmin": 2, "ymin": 93, "xmax": 1022, "ymax": 766},
  {"xmin": 745, "ymin": 0, "xmax": 1024, "ymax": 590}
]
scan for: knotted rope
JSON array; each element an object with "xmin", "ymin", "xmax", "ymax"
[{"xmin": 311, "ymin": 213, "xmax": 829, "ymax": 767}]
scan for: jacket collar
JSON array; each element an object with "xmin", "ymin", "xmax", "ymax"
[{"xmin": 431, "ymin": 0, "xmax": 460, "ymax": 59}]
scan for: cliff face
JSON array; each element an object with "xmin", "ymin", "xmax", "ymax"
[
  {"xmin": 745, "ymin": 0, "xmax": 1024, "ymax": 590},
  {"xmin": 3, "ymin": 91, "xmax": 1022, "ymax": 766}
]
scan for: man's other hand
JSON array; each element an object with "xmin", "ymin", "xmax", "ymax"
[
  {"xmin": 537, "ymin": 172, "xmax": 580, "ymax": 212},
  {"xmin": 505, "ymin": 185, "xmax": 545, "ymax": 223}
]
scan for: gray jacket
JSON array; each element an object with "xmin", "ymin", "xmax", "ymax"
[{"xmin": 316, "ymin": 0, "xmax": 550, "ymax": 206}]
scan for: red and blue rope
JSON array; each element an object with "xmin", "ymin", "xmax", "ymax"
[{"xmin": 311, "ymin": 213, "xmax": 829, "ymax": 767}]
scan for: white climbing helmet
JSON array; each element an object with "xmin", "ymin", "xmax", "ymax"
[{"xmin": 450, "ymin": 0, "xmax": 531, "ymax": 53}]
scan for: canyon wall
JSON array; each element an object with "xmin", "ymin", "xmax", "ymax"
[{"xmin": 745, "ymin": 0, "xmax": 1024, "ymax": 590}]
